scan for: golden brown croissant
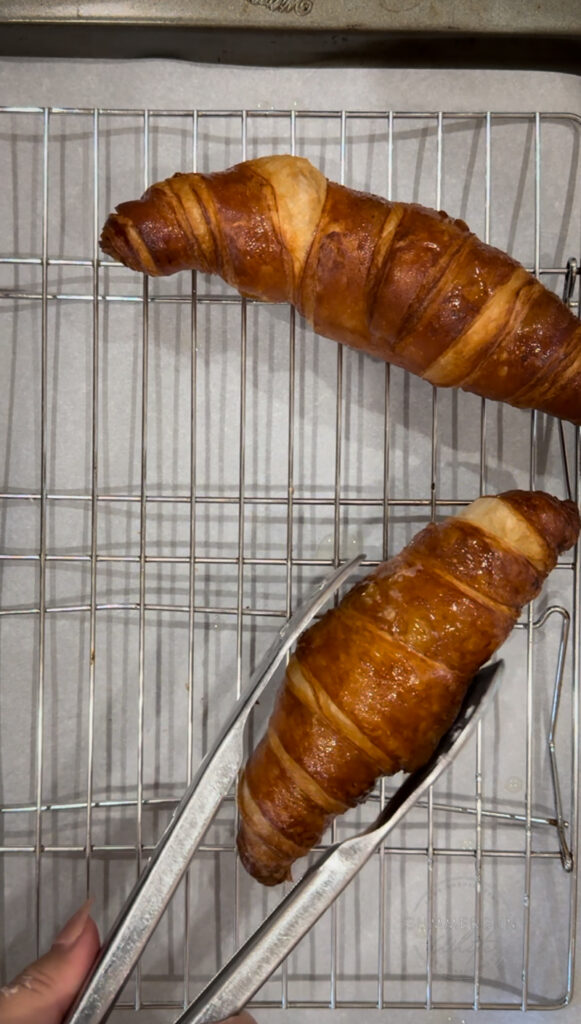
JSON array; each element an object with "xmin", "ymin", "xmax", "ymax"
[
  {"xmin": 235, "ymin": 490, "xmax": 579, "ymax": 885},
  {"xmin": 100, "ymin": 155, "xmax": 581, "ymax": 424}
]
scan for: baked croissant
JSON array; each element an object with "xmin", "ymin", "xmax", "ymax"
[
  {"xmin": 101, "ymin": 155, "xmax": 581, "ymax": 424},
  {"xmin": 236, "ymin": 490, "xmax": 579, "ymax": 885}
]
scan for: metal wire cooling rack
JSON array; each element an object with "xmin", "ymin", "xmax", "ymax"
[{"xmin": 0, "ymin": 106, "xmax": 580, "ymax": 1018}]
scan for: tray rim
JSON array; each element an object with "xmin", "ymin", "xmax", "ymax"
[{"xmin": 0, "ymin": 1, "xmax": 580, "ymax": 74}]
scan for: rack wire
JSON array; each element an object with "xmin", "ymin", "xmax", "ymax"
[{"xmin": 0, "ymin": 106, "xmax": 580, "ymax": 1018}]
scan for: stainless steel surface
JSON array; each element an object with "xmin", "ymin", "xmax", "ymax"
[
  {"xmin": 0, "ymin": 2, "xmax": 579, "ymax": 70},
  {"xmin": 181, "ymin": 662, "xmax": 504, "ymax": 1024},
  {"xmin": 64, "ymin": 554, "xmax": 365, "ymax": 1024},
  {"xmin": 0, "ymin": 0, "xmax": 578, "ymax": 34},
  {"xmin": 0, "ymin": 99, "xmax": 579, "ymax": 1019}
]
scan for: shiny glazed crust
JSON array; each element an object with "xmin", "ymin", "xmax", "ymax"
[
  {"xmin": 100, "ymin": 155, "xmax": 581, "ymax": 424},
  {"xmin": 235, "ymin": 490, "xmax": 579, "ymax": 885}
]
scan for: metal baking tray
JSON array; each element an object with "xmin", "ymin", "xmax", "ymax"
[
  {"xmin": 1, "ymin": 97, "xmax": 580, "ymax": 1022},
  {"xmin": 1, "ymin": 6, "xmax": 581, "ymax": 1023},
  {"xmin": 0, "ymin": 0, "xmax": 581, "ymax": 72}
]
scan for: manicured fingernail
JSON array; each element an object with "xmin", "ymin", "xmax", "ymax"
[{"xmin": 52, "ymin": 898, "xmax": 93, "ymax": 949}]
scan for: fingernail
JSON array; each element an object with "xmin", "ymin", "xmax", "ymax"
[{"xmin": 52, "ymin": 897, "xmax": 93, "ymax": 950}]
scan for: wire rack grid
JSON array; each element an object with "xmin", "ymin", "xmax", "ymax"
[{"xmin": 0, "ymin": 105, "xmax": 580, "ymax": 1019}]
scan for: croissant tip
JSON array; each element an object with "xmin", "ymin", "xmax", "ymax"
[
  {"xmin": 99, "ymin": 217, "xmax": 121, "ymax": 260},
  {"xmin": 499, "ymin": 489, "xmax": 580, "ymax": 556},
  {"xmin": 559, "ymin": 497, "xmax": 581, "ymax": 550},
  {"xmin": 100, "ymin": 216, "xmax": 142, "ymax": 273},
  {"xmin": 236, "ymin": 823, "xmax": 293, "ymax": 886},
  {"xmin": 237, "ymin": 851, "xmax": 291, "ymax": 887}
]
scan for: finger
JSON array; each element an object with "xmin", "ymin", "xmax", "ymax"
[{"xmin": 0, "ymin": 900, "xmax": 100, "ymax": 1024}]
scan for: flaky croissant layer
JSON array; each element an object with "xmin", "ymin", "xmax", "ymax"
[
  {"xmin": 235, "ymin": 490, "xmax": 579, "ymax": 885},
  {"xmin": 101, "ymin": 155, "xmax": 581, "ymax": 424}
]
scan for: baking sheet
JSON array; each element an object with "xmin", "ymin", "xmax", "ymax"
[{"xmin": 0, "ymin": 61, "xmax": 580, "ymax": 1024}]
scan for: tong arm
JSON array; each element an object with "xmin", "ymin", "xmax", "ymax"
[
  {"xmin": 65, "ymin": 554, "xmax": 365, "ymax": 1024},
  {"xmin": 176, "ymin": 660, "xmax": 503, "ymax": 1024}
]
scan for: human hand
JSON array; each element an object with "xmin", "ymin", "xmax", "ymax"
[
  {"xmin": 0, "ymin": 900, "xmax": 257, "ymax": 1024},
  {"xmin": 0, "ymin": 900, "xmax": 99, "ymax": 1024}
]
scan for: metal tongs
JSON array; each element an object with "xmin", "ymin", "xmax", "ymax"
[{"xmin": 66, "ymin": 554, "xmax": 502, "ymax": 1024}]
